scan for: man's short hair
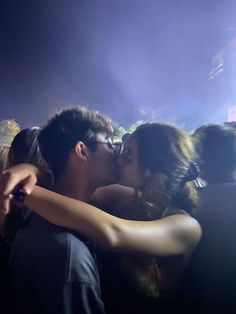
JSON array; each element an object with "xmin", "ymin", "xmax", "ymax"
[
  {"xmin": 38, "ymin": 106, "xmax": 117, "ymax": 179},
  {"xmin": 193, "ymin": 124, "xmax": 236, "ymax": 179}
]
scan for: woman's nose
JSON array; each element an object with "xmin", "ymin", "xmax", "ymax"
[{"xmin": 116, "ymin": 153, "xmax": 123, "ymax": 166}]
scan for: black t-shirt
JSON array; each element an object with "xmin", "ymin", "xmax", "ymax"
[
  {"xmin": 7, "ymin": 214, "xmax": 105, "ymax": 314},
  {"xmin": 183, "ymin": 183, "xmax": 236, "ymax": 314}
]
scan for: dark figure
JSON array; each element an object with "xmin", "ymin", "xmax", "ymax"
[
  {"xmin": 0, "ymin": 145, "xmax": 9, "ymax": 171},
  {"xmin": 0, "ymin": 128, "xmax": 50, "ymax": 313},
  {"xmin": 185, "ymin": 124, "xmax": 236, "ymax": 314},
  {"xmin": 0, "ymin": 145, "xmax": 9, "ymax": 231},
  {"xmin": 0, "ymin": 144, "xmax": 10, "ymax": 309},
  {"xmin": 2, "ymin": 127, "xmax": 51, "ymax": 241}
]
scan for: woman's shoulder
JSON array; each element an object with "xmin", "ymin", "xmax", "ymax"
[
  {"xmin": 91, "ymin": 184, "xmax": 136, "ymax": 208},
  {"xmin": 161, "ymin": 207, "xmax": 201, "ymax": 252},
  {"xmin": 161, "ymin": 207, "xmax": 189, "ymax": 218}
]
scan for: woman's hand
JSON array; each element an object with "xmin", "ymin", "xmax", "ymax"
[{"xmin": 0, "ymin": 163, "xmax": 39, "ymax": 214}]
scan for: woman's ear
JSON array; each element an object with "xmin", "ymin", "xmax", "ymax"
[{"xmin": 74, "ymin": 141, "xmax": 89, "ymax": 161}]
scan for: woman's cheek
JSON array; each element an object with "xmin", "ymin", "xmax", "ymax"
[{"xmin": 125, "ymin": 168, "xmax": 143, "ymax": 188}]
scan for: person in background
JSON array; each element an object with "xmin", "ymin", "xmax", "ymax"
[
  {"xmin": 0, "ymin": 145, "xmax": 9, "ymax": 171},
  {"xmin": 0, "ymin": 145, "xmax": 9, "ymax": 232},
  {"xmin": 0, "ymin": 144, "xmax": 10, "ymax": 308},
  {"xmin": 184, "ymin": 124, "xmax": 236, "ymax": 314},
  {"xmin": 0, "ymin": 128, "xmax": 51, "ymax": 313},
  {"xmin": 1, "ymin": 127, "xmax": 51, "ymax": 240}
]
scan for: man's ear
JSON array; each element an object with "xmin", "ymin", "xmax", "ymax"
[{"xmin": 74, "ymin": 141, "xmax": 89, "ymax": 161}]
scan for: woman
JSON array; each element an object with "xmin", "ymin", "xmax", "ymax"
[
  {"xmin": 0, "ymin": 145, "xmax": 9, "ymax": 231},
  {"xmin": 1, "ymin": 127, "xmax": 51, "ymax": 240},
  {"xmin": 1, "ymin": 123, "xmax": 201, "ymax": 313},
  {"xmin": 0, "ymin": 127, "xmax": 52, "ymax": 312},
  {"xmin": 0, "ymin": 145, "xmax": 9, "ymax": 172}
]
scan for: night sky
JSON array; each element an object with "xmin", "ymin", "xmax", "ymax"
[{"xmin": 0, "ymin": 0, "xmax": 236, "ymax": 129}]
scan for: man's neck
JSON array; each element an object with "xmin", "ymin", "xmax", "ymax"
[{"xmin": 53, "ymin": 172, "xmax": 95, "ymax": 202}]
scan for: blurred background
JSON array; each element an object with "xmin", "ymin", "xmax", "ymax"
[{"xmin": 0, "ymin": 0, "xmax": 236, "ymax": 130}]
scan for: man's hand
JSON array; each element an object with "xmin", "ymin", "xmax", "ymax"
[{"xmin": 0, "ymin": 163, "xmax": 38, "ymax": 214}]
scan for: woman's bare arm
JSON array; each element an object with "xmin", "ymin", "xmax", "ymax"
[
  {"xmin": 0, "ymin": 163, "xmax": 44, "ymax": 214},
  {"xmin": 25, "ymin": 186, "xmax": 202, "ymax": 256}
]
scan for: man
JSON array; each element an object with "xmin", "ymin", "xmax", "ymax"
[
  {"xmin": 184, "ymin": 124, "xmax": 236, "ymax": 314},
  {"xmin": 4, "ymin": 106, "xmax": 120, "ymax": 314}
]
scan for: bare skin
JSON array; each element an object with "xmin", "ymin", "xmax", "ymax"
[{"xmin": 0, "ymin": 165, "xmax": 201, "ymax": 257}]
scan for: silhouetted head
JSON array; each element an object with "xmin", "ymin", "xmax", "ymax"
[
  {"xmin": 193, "ymin": 124, "xmax": 236, "ymax": 184},
  {"xmin": 8, "ymin": 127, "xmax": 47, "ymax": 170},
  {"xmin": 38, "ymin": 106, "xmax": 119, "ymax": 188},
  {"xmin": 4, "ymin": 127, "xmax": 50, "ymax": 241}
]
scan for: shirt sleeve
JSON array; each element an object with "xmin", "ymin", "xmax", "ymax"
[
  {"xmin": 35, "ymin": 280, "xmax": 105, "ymax": 314},
  {"xmin": 62, "ymin": 281, "xmax": 105, "ymax": 314}
]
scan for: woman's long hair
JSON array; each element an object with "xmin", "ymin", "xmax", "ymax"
[
  {"xmin": 8, "ymin": 127, "xmax": 46, "ymax": 168},
  {"xmin": 133, "ymin": 123, "xmax": 198, "ymax": 216},
  {"xmin": 0, "ymin": 145, "xmax": 10, "ymax": 171},
  {"xmin": 4, "ymin": 127, "xmax": 51, "ymax": 241}
]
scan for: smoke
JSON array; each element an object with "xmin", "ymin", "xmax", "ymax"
[{"xmin": 0, "ymin": 0, "xmax": 236, "ymax": 130}]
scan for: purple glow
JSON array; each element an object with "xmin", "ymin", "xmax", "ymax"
[{"xmin": 0, "ymin": 0, "xmax": 236, "ymax": 129}]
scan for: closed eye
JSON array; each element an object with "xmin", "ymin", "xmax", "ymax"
[{"xmin": 121, "ymin": 148, "xmax": 135, "ymax": 163}]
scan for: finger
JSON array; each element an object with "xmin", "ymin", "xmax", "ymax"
[
  {"xmin": 2, "ymin": 196, "xmax": 11, "ymax": 214},
  {"xmin": 0, "ymin": 172, "xmax": 23, "ymax": 213},
  {"xmin": 22, "ymin": 175, "xmax": 37, "ymax": 195},
  {"xmin": 1, "ymin": 172, "xmax": 22, "ymax": 196}
]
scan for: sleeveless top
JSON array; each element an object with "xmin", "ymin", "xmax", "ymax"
[{"xmin": 98, "ymin": 197, "xmax": 188, "ymax": 314}]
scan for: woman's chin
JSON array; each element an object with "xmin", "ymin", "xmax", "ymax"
[
  {"xmin": 118, "ymin": 176, "xmax": 127, "ymax": 186},
  {"xmin": 118, "ymin": 178, "xmax": 133, "ymax": 188}
]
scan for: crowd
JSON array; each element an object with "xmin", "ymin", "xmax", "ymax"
[{"xmin": 0, "ymin": 105, "xmax": 236, "ymax": 314}]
